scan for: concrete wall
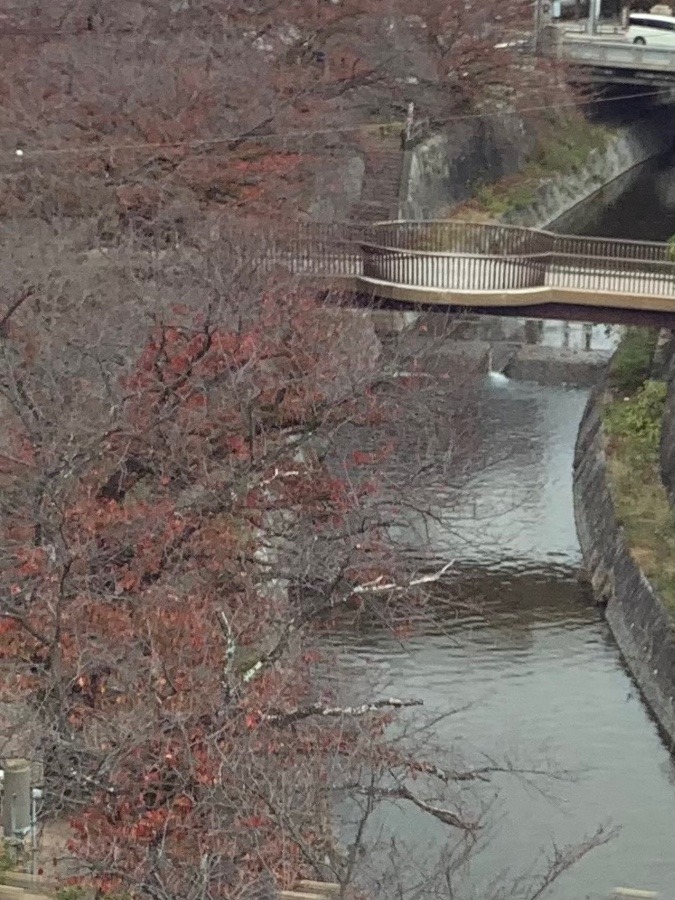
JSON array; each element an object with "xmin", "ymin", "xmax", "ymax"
[
  {"xmin": 574, "ymin": 382, "xmax": 675, "ymax": 748},
  {"xmin": 505, "ymin": 346, "xmax": 611, "ymax": 386},
  {"xmin": 401, "ymin": 112, "xmax": 674, "ymax": 226},
  {"xmin": 399, "ymin": 115, "xmax": 535, "ymax": 219}
]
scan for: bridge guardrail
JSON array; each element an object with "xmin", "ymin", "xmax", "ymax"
[
  {"xmin": 552, "ymin": 33, "xmax": 675, "ymax": 72},
  {"xmin": 268, "ymin": 221, "xmax": 675, "ymax": 298},
  {"xmin": 553, "ymin": 234, "xmax": 671, "ymax": 262},
  {"xmin": 551, "ymin": 253, "xmax": 675, "ymax": 295},
  {"xmin": 361, "ymin": 246, "xmax": 549, "ymax": 291},
  {"xmin": 365, "ymin": 220, "xmax": 553, "ymax": 255}
]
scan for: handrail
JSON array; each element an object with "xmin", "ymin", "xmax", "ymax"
[
  {"xmin": 359, "ymin": 243, "xmax": 553, "ymax": 260},
  {"xmin": 270, "ymin": 220, "xmax": 675, "ymax": 301},
  {"xmin": 363, "ymin": 220, "xmax": 671, "ymax": 259},
  {"xmin": 285, "ymin": 220, "xmax": 672, "ymax": 258}
]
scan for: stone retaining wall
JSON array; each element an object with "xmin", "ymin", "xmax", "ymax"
[
  {"xmin": 399, "ymin": 114, "xmax": 534, "ymax": 219},
  {"xmin": 574, "ymin": 382, "xmax": 675, "ymax": 749},
  {"xmin": 505, "ymin": 115, "xmax": 674, "ymax": 229},
  {"xmin": 401, "ymin": 111, "xmax": 674, "ymax": 226}
]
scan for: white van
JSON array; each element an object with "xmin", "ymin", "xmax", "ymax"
[{"xmin": 626, "ymin": 12, "xmax": 675, "ymax": 46}]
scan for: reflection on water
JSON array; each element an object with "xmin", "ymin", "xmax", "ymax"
[
  {"xmin": 452, "ymin": 316, "xmax": 617, "ymax": 354},
  {"xmin": 535, "ymin": 320, "xmax": 615, "ymax": 352},
  {"xmin": 331, "ymin": 378, "xmax": 675, "ymax": 899},
  {"xmin": 398, "ymin": 382, "xmax": 588, "ymax": 569}
]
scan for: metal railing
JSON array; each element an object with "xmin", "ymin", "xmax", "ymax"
[
  {"xmin": 268, "ymin": 220, "xmax": 675, "ymax": 300},
  {"xmin": 552, "ymin": 33, "xmax": 675, "ymax": 73},
  {"xmin": 553, "ymin": 233, "xmax": 672, "ymax": 262},
  {"xmin": 362, "ymin": 220, "xmax": 553, "ymax": 255},
  {"xmin": 361, "ymin": 246, "xmax": 548, "ymax": 291},
  {"xmin": 549, "ymin": 253, "xmax": 675, "ymax": 296}
]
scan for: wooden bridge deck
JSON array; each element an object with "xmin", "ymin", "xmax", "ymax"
[{"xmin": 271, "ymin": 221, "xmax": 675, "ymax": 317}]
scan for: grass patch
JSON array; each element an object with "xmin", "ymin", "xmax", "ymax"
[
  {"xmin": 529, "ymin": 116, "xmax": 610, "ymax": 177},
  {"xmin": 474, "ymin": 180, "xmax": 537, "ymax": 218},
  {"xmin": 603, "ymin": 371, "xmax": 675, "ymax": 621}
]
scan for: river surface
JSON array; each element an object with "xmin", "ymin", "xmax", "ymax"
[{"xmin": 331, "ymin": 152, "xmax": 675, "ymax": 898}]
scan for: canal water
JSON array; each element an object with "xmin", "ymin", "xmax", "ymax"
[{"xmin": 332, "ymin": 151, "xmax": 675, "ymax": 898}]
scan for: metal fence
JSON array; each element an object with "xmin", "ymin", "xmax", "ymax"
[
  {"xmin": 361, "ymin": 246, "xmax": 548, "ymax": 291},
  {"xmin": 553, "ymin": 233, "xmax": 672, "ymax": 263},
  {"xmin": 549, "ymin": 253, "xmax": 675, "ymax": 296},
  {"xmin": 362, "ymin": 220, "xmax": 553, "ymax": 255},
  {"xmin": 269, "ymin": 220, "xmax": 675, "ymax": 299}
]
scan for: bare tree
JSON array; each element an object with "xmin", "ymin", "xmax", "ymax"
[{"xmin": 0, "ymin": 0, "xmax": 569, "ymax": 226}]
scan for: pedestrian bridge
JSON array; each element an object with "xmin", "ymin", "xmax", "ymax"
[{"xmin": 277, "ymin": 221, "xmax": 675, "ymax": 321}]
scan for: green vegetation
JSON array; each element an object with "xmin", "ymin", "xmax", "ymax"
[
  {"xmin": 604, "ymin": 379, "xmax": 666, "ymax": 457},
  {"xmin": 531, "ymin": 116, "xmax": 610, "ymax": 177},
  {"xmin": 668, "ymin": 232, "xmax": 675, "ymax": 262},
  {"xmin": 0, "ymin": 844, "xmax": 14, "ymax": 876},
  {"xmin": 608, "ymin": 326, "xmax": 658, "ymax": 395},
  {"xmin": 474, "ymin": 180, "xmax": 537, "ymax": 218},
  {"xmin": 55, "ymin": 889, "xmax": 88, "ymax": 900},
  {"xmin": 469, "ymin": 115, "xmax": 612, "ymax": 219},
  {"xmin": 602, "ymin": 329, "xmax": 675, "ymax": 619}
]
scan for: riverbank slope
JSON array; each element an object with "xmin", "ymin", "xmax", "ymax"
[{"xmin": 574, "ymin": 336, "xmax": 675, "ymax": 749}]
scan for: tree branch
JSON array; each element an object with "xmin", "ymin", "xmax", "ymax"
[
  {"xmin": 351, "ymin": 560, "xmax": 454, "ymax": 596},
  {"xmin": 0, "ymin": 289, "xmax": 34, "ymax": 336},
  {"xmin": 265, "ymin": 697, "xmax": 423, "ymax": 727},
  {"xmin": 365, "ymin": 784, "xmax": 479, "ymax": 832}
]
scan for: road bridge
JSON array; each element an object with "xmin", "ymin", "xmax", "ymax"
[
  {"xmin": 273, "ymin": 221, "xmax": 675, "ymax": 326},
  {"xmin": 540, "ymin": 23, "xmax": 675, "ymax": 85}
]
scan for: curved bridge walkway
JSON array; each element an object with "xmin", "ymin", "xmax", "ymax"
[{"xmin": 277, "ymin": 221, "xmax": 675, "ymax": 316}]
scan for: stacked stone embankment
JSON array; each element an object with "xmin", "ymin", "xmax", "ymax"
[{"xmin": 574, "ymin": 376, "xmax": 675, "ymax": 748}]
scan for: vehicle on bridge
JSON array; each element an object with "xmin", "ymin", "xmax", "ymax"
[{"xmin": 626, "ymin": 11, "xmax": 675, "ymax": 46}]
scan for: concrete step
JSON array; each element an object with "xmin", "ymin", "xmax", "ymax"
[{"xmin": 297, "ymin": 882, "xmax": 340, "ymax": 896}]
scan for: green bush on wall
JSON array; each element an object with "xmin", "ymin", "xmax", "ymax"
[
  {"xmin": 667, "ymin": 233, "xmax": 675, "ymax": 262},
  {"xmin": 609, "ymin": 327, "xmax": 658, "ymax": 396},
  {"xmin": 604, "ymin": 379, "xmax": 667, "ymax": 459}
]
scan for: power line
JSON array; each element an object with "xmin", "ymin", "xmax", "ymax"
[{"xmin": 1, "ymin": 86, "xmax": 672, "ymax": 168}]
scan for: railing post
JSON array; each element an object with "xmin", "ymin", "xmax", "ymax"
[{"xmin": 404, "ymin": 102, "xmax": 415, "ymax": 145}]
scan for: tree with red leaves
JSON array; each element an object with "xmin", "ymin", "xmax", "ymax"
[
  {"xmin": 0, "ymin": 223, "xmax": 613, "ymax": 899},
  {"xmin": 0, "ymin": 223, "xmax": 497, "ymax": 897},
  {"xmin": 0, "ymin": 2, "xmax": 606, "ymax": 897}
]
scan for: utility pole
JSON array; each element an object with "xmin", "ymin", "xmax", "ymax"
[
  {"xmin": 533, "ymin": 0, "xmax": 542, "ymax": 53},
  {"xmin": 587, "ymin": 0, "xmax": 602, "ymax": 34}
]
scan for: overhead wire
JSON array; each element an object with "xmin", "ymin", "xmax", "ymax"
[{"xmin": 0, "ymin": 85, "xmax": 672, "ymax": 169}]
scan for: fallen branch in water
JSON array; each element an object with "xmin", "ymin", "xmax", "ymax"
[
  {"xmin": 265, "ymin": 697, "xmax": 423, "ymax": 726},
  {"xmin": 351, "ymin": 560, "xmax": 455, "ymax": 595}
]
